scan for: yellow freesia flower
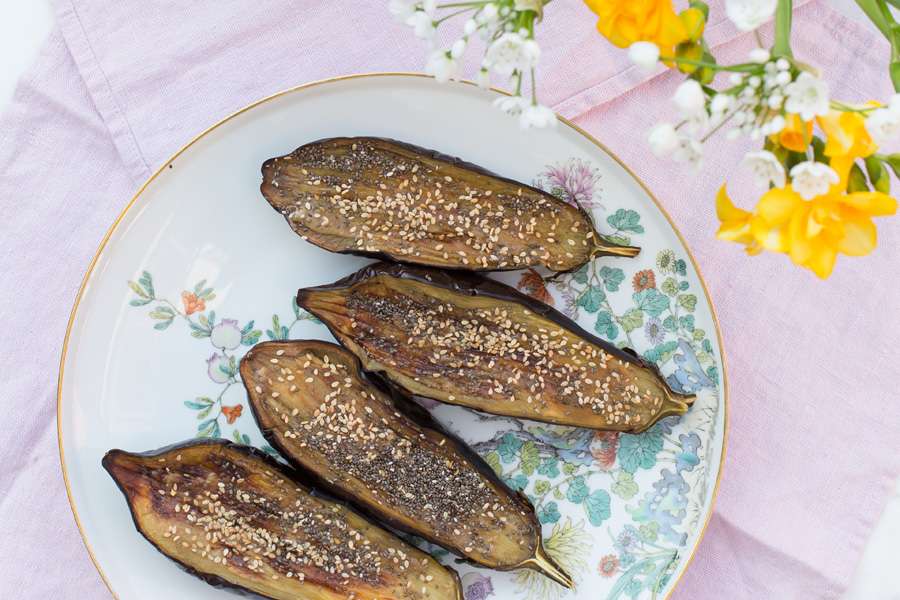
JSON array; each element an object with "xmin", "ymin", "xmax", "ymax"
[
  {"xmin": 753, "ymin": 185, "xmax": 895, "ymax": 278},
  {"xmin": 817, "ymin": 109, "xmax": 878, "ymax": 187},
  {"xmin": 715, "ymin": 186, "xmax": 762, "ymax": 255},
  {"xmin": 584, "ymin": 0, "xmax": 689, "ymax": 56},
  {"xmin": 770, "ymin": 114, "xmax": 812, "ymax": 152}
]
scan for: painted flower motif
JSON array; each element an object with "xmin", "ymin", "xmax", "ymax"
[
  {"xmin": 221, "ymin": 404, "xmax": 243, "ymax": 425},
  {"xmin": 656, "ymin": 249, "xmax": 676, "ymax": 273},
  {"xmin": 614, "ymin": 525, "xmax": 642, "ymax": 555},
  {"xmin": 589, "ymin": 431, "xmax": 619, "ymax": 469},
  {"xmin": 536, "ymin": 159, "xmax": 602, "ymax": 209},
  {"xmin": 598, "ymin": 554, "xmax": 620, "ymax": 578},
  {"xmin": 206, "ymin": 352, "xmax": 233, "ymax": 384},
  {"xmin": 632, "ymin": 269, "xmax": 656, "ymax": 292},
  {"xmin": 517, "ymin": 268, "xmax": 554, "ymax": 306},
  {"xmin": 210, "ymin": 318, "xmax": 242, "ymax": 350},
  {"xmin": 181, "ymin": 291, "xmax": 205, "ymax": 315},
  {"xmin": 461, "ymin": 573, "xmax": 494, "ymax": 600},
  {"xmin": 644, "ymin": 317, "xmax": 665, "ymax": 345}
]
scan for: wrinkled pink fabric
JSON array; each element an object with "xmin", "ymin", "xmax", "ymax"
[{"xmin": 1, "ymin": 1, "xmax": 897, "ymax": 598}]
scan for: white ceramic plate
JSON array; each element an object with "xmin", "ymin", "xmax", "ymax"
[{"xmin": 59, "ymin": 74, "xmax": 727, "ymax": 600}]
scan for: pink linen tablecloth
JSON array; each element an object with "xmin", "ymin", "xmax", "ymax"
[{"xmin": 0, "ymin": 1, "xmax": 897, "ymax": 598}]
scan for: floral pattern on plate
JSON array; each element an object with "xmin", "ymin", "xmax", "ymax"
[{"xmin": 125, "ymin": 157, "xmax": 720, "ymax": 600}]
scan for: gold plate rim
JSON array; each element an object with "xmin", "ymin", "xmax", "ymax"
[{"xmin": 57, "ymin": 71, "xmax": 728, "ymax": 600}]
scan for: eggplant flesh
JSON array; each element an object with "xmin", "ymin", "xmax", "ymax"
[
  {"xmin": 260, "ymin": 137, "xmax": 638, "ymax": 273},
  {"xmin": 240, "ymin": 340, "xmax": 571, "ymax": 588},
  {"xmin": 297, "ymin": 263, "xmax": 694, "ymax": 433},
  {"xmin": 103, "ymin": 440, "xmax": 461, "ymax": 600}
]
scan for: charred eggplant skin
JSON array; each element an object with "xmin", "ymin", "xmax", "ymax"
[
  {"xmin": 260, "ymin": 137, "xmax": 638, "ymax": 273},
  {"xmin": 297, "ymin": 262, "xmax": 694, "ymax": 433},
  {"xmin": 240, "ymin": 340, "xmax": 572, "ymax": 587},
  {"xmin": 102, "ymin": 439, "xmax": 462, "ymax": 600}
]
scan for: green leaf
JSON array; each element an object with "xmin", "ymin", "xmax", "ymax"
[
  {"xmin": 598, "ymin": 267, "xmax": 625, "ymax": 292},
  {"xmin": 689, "ymin": 0, "xmax": 709, "ymax": 19},
  {"xmin": 153, "ymin": 320, "xmax": 173, "ymax": 330},
  {"xmin": 643, "ymin": 340, "xmax": 679, "ymax": 364},
  {"xmin": 197, "ymin": 418, "xmax": 217, "ymax": 436},
  {"xmin": 865, "ymin": 155, "xmax": 891, "ymax": 193},
  {"xmin": 128, "ymin": 281, "xmax": 149, "ymax": 299},
  {"xmin": 241, "ymin": 329, "xmax": 262, "ymax": 346},
  {"xmin": 577, "ymin": 286, "xmax": 605, "ymax": 313},
  {"xmin": 537, "ymin": 501, "xmax": 561, "ymax": 524},
  {"xmin": 184, "ymin": 398, "xmax": 212, "ymax": 409},
  {"xmin": 660, "ymin": 277, "xmax": 679, "ymax": 296},
  {"xmin": 639, "ymin": 522, "xmax": 659, "ymax": 542},
  {"xmin": 497, "ymin": 433, "xmax": 523, "ymax": 463},
  {"xmin": 662, "ymin": 315, "xmax": 677, "ymax": 331},
  {"xmin": 538, "ymin": 457, "xmax": 560, "ymax": 478},
  {"xmin": 232, "ymin": 429, "xmax": 243, "ymax": 443},
  {"xmin": 677, "ymin": 294, "xmax": 697, "ymax": 313},
  {"xmin": 885, "ymin": 153, "xmax": 900, "ymax": 179},
  {"xmin": 679, "ymin": 280, "xmax": 690, "ymax": 291},
  {"xmin": 679, "ymin": 315, "xmax": 695, "ymax": 332},
  {"xmin": 702, "ymin": 338, "xmax": 713, "ymax": 353},
  {"xmin": 552, "ymin": 488, "xmax": 565, "ymax": 500},
  {"xmin": 533, "ymin": 480, "xmax": 551, "ymax": 495},
  {"xmin": 571, "ymin": 264, "xmax": 590, "ymax": 285},
  {"xmin": 565, "ymin": 476, "xmax": 589, "ymax": 503},
  {"xmin": 138, "ymin": 271, "xmax": 154, "ymax": 297},
  {"xmin": 617, "ymin": 430, "xmax": 664, "ymax": 473},
  {"xmin": 519, "ymin": 442, "xmax": 540, "ymax": 476},
  {"xmin": 196, "ymin": 404, "xmax": 214, "ymax": 419},
  {"xmin": 129, "ymin": 298, "xmax": 152, "ymax": 307},
  {"xmin": 193, "ymin": 279, "xmax": 207, "ymax": 295},
  {"xmin": 584, "ymin": 489, "xmax": 611, "ymax": 526},
  {"xmin": 149, "ymin": 307, "xmax": 175, "ymax": 320},
  {"xmin": 693, "ymin": 328, "xmax": 706, "ymax": 341},
  {"xmin": 633, "ymin": 288, "xmax": 670, "ymax": 317},
  {"xmin": 811, "ymin": 136, "xmax": 827, "ymax": 163},
  {"xmin": 675, "ymin": 259, "xmax": 687, "ymax": 276},
  {"xmin": 485, "ymin": 451, "xmax": 502, "ymax": 475},
  {"xmin": 848, "ymin": 163, "xmax": 870, "ymax": 192},
  {"xmin": 604, "ymin": 233, "xmax": 632, "ymax": 246},
  {"xmin": 607, "ymin": 208, "xmax": 644, "ymax": 234},
  {"xmin": 620, "ymin": 308, "xmax": 644, "ymax": 333},
  {"xmin": 892, "ymin": 61, "xmax": 900, "ymax": 93},
  {"xmin": 611, "ymin": 471, "xmax": 639, "ymax": 500},
  {"xmin": 594, "ymin": 311, "xmax": 619, "ymax": 341},
  {"xmin": 562, "ymin": 462, "xmax": 577, "ymax": 476}
]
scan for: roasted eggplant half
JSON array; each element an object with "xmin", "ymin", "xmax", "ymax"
[
  {"xmin": 240, "ymin": 340, "xmax": 572, "ymax": 588},
  {"xmin": 102, "ymin": 440, "xmax": 462, "ymax": 600},
  {"xmin": 297, "ymin": 262, "xmax": 695, "ymax": 432},
  {"xmin": 260, "ymin": 137, "xmax": 638, "ymax": 273}
]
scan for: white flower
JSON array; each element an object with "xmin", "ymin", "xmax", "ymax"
[
  {"xmin": 742, "ymin": 150, "xmax": 785, "ymax": 188},
  {"xmin": 784, "ymin": 72, "xmax": 829, "ymax": 121},
  {"xmin": 210, "ymin": 319, "xmax": 242, "ymax": 351},
  {"xmin": 493, "ymin": 95, "xmax": 529, "ymax": 116},
  {"xmin": 206, "ymin": 352, "xmax": 233, "ymax": 384},
  {"xmin": 388, "ymin": 0, "xmax": 417, "ymax": 21},
  {"xmin": 407, "ymin": 11, "xmax": 435, "ymax": 41},
  {"xmin": 628, "ymin": 41, "xmax": 660, "ymax": 73},
  {"xmin": 673, "ymin": 80, "xmax": 706, "ymax": 116},
  {"xmin": 888, "ymin": 93, "xmax": 900, "ymax": 113},
  {"xmin": 776, "ymin": 58, "xmax": 791, "ymax": 71},
  {"xmin": 485, "ymin": 33, "xmax": 539, "ymax": 77},
  {"xmin": 425, "ymin": 50, "xmax": 459, "ymax": 83},
  {"xmin": 710, "ymin": 94, "xmax": 735, "ymax": 115},
  {"xmin": 672, "ymin": 137, "xmax": 704, "ymax": 170},
  {"xmin": 761, "ymin": 114, "xmax": 785, "ymax": 135},
  {"xmin": 480, "ymin": 3, "xmax": 499, "ymax": 23},
  {"xmin": 519, "ymin": 103, "xmax": 557, "ymax": 129},
  {"xmin": 790, "ymin": 161, "xmax": 839, "ymax": 200},
  {"xmin": 748, "ymin": 48, "xmax": 770, "ymax": 63},
  {"xmin": 648, "ymin": 123, "xmax": 680, "ymax": 157},
  {"xmin": 476, "ymin": 67, "xmax": 491, "ymax": 89},
  {"xmin": 726, "ymin": 0, "xmax": 777, "ymax": 32},
  {"xmin": 866, "ymin": 107, "xmax": 900, "ymax": 146},
  {"xmin": 450, "ymin": 38, "xmax": 467, "ymax": 59},
  {"xmin": 463, "ymin": 18, "xmax": 478, "ymax": 36}
]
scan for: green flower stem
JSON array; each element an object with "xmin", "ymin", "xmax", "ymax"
[
  {"xmin": 854, "ymin": 0, "xmax": 894, "ymax": 39},
  {"xmin": 658, "ymin": 56, "xmax": 761, "ymax": 73},
  {"xmin": 436, "ymin": 1, "xmax": 491, "ymax": 8},
  {"xmin": 532, "ymin": 472, "xmax": 587, "ymax": 508},
  {"xmin": 773, "ymin": 0, "xmax": 794, "ymax": 58},
  {"xmin": 830, "ymin": 100, "xmax": 878, "ymax": 114},
  {"xmin": 160, "ymin": 298, "xmax": 188, "ymax": 321},
  {"xmin": 434, "ymin": 7, "xmax": 475, "ymax": 24}
]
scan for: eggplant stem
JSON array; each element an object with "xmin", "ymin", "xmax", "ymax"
[
  {"xmin": 657, "ymin": 389, "xmax": 696, "ymax": 421},
  {"xmin": 521, "ymin": 541, "xmax": 574, "ymax": 589},
  {"xmin": 592, "ymin": 242, "xmax": 641, "ymax": 258}
]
